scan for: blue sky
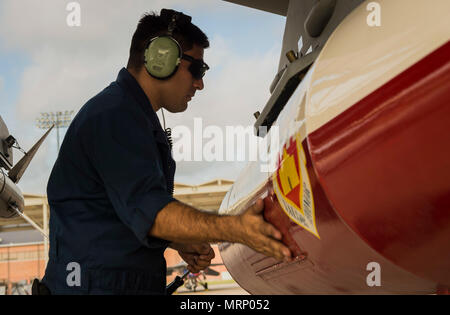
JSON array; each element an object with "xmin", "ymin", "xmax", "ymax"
[
  {"xmin": 0, "ymin": 0, "xmax": 286, "ymax": 194},
  {"xmin": 0, "ymin": 51, "xmax": 29, "ymax": 126}
]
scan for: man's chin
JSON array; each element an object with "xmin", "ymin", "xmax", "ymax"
[
  {"xmin": 164, "ymin": 103, "xmax": 188, "ymax": 113},
  {"xmin": 175, "ymin": 102, "xmax": 189, "ymax": 113}
]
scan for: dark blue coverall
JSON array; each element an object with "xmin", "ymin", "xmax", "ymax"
[{"xmin": 42, "ymin": 68, "xmax": 176, "ymax": 294}]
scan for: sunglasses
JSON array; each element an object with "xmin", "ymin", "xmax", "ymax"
[{"xmin": 181, "ymin": 54, "xmax": 209, "ymax": 80}]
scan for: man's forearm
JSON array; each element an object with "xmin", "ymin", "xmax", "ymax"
[{"xmin": 149, "ymin": 201, "xmax": 242, "ymax": 244}]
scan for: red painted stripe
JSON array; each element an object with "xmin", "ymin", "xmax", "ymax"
[{"xmin": 308, "ymin": 41, "xmax": 450, "ymax": 285}]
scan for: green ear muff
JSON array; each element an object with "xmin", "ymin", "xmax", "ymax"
[{"xmin": 144, "ymin": 36, "xmax": 182, "ymax": 79}]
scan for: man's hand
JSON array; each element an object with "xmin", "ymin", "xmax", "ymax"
[
  {"xmin": 171, "ymin": 243, "xmax": 215, "ymax": 274},
  {"xmin": 151, "ymin": 199, "xmax": 292, "ymax": 263},
  {"xmin": 236, "ymin": 199, "xmax": 292, "ymax": 262}
]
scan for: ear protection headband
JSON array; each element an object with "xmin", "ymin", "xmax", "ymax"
[{"xmin": 144, "ymin": 9, "xmax": 191, "ymax": 79}]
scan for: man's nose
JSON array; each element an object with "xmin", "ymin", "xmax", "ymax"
[{"xmin": 193, "ymin": 78, "xmax": 204, "ymax": 90}]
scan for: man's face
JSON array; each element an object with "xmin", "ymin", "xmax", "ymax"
[{"xmin": 162, "ymin": 44, "xmax": 205, "ymax": 113}]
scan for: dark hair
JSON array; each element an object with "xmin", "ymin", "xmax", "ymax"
[{"xmin": 127, "ymin": 11, "xmax": 209, "ymax": 71}]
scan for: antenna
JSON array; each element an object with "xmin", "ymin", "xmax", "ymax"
[{"xmin": 36, "ymin": 111, "xmax": 74, "ymax": 151}]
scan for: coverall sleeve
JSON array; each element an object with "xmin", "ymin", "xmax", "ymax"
[{"xmin": 81, "ymin": 103, "xmax": 176, "ymax": 248}]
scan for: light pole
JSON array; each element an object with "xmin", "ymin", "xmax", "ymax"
[
  {"xmin": 35, "ymin": 111, "xmax": 73, "ymax": 269},
  {"xmin": 36, "ymin": 111, "xmax": 74, "ymax": 151}
]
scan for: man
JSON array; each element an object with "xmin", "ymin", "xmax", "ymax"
[{"xmin": 40, "ymin": 9, "xmax": 292, "ymax": 295}]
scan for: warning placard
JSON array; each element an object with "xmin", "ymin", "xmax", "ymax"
[{"xmin": 272, "ymin": 132, "xmax": 320, "ymax": 239}]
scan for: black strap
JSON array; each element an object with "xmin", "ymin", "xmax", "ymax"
[{"xmin": 32, "ymin": 279, "xmax": 51, "ymax": 295}]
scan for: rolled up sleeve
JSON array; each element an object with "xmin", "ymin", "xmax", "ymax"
[{"xmin": 80, "ymin": 103, "xmax": 175, "ymax": 248}]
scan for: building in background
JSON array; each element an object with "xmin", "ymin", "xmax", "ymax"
[
  {"xmin": 0, "ymin": 180, "xmax": 233, "ymax": 295},
  {"xmin": 0, "ymin": 242, "xmax": 45, "ymax": 294}
]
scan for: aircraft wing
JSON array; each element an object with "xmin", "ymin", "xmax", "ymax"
[
  {"xmin": 204, "ymin": 267, "xmax": 220, "ymax": 277},
  {"xmin": 166, "ymin": 261, "xmax": 188, "ymax": 275},
  {"xmin": 167, "ymin": 261, "xmax": 223, "ymax": 276},
  {"xmin": 8, "ymin": 125, "xmax": 54, "ymax": 183},
  {"xmin": 167, "ymin": 266, "xmax": 185, "ymax": 276},
  {"xmin": 223, "ymin": 0, "xmax": 289, "ymax": 16},
  {"xmin": 0, "ymin": 115, "xmax": 13, "ymax": 170}
]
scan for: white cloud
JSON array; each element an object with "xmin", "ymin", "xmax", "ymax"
[
  {"xmin": 167, "ymin": 34, "xmax": 279, "ymax": 127},
  {"xmin": 0, "ymin": 0, "xmax": 208, "ymax": 120},
  {"xmin": 0, "ymin": 0, "xmax": 213, "ymax": 51},
  {"xmin": 15, "ymin": 45, "xmax": 126, "ymax": 120},
  {"xmin": 0, "ymin": 0, "xmax": 283, "ymax": 193},
  {"xmin": 167, "ymin": 35, "xmax": 280, "ymax": 185}
]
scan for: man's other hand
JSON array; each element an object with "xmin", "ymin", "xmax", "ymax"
[{"xmin": 171, "ymin": 243, "xmax": 215, "ymax": 274}]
